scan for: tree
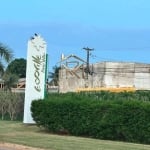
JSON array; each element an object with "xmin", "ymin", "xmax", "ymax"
[
  {"xmin": 6, "ymin": 58, "xmax": 26, "ymax": 78},
  {"xmin": 2, "ymin": 72, "xmax": 19, "ymax": 91},
  {"xmin": 7, "ymin": 93, "xmax": 20, "ymax": 121},
  {"xmin": 0, "ymin": 43, "xmax": 13, "ymax": 76},
  {"xmin": 0, "ymin": 91, "xmax": 24, "ymax": 120},
  {"xmin": 0, "ymin": 92, "xmax": 8, "ymax": 120},
  {"xmin": 48, "ymin": 66, "xmax": 60, "ymax": 86}
]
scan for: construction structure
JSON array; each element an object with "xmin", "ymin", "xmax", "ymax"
[{"xmin": 59, "ymin": 54, "xmax": 150, "ymax": 93}]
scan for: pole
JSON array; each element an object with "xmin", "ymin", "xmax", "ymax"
[{"xmin": 83, "ymin": 47, "xmax": 94, "ymax": 79}]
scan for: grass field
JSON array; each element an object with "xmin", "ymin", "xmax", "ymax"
[{"xmin": 0, "ymin": 120, "xmax": 150, "ymax": 150}]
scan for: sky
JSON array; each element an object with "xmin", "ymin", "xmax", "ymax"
[{"xmin": 0, "ymin": 0, "xmax": 150, "ymax": 72}]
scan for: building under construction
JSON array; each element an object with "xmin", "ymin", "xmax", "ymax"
[{"xmin": 59, "ymin": 55, "xmax": 150, "ymax": 93}]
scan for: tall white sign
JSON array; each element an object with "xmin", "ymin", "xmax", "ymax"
[{"xmin": 23, "ymin": 34, "xmax": 47, "ymax": 124}]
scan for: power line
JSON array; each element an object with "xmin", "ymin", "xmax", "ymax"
[
  {"xmin": 95, "ymin": 47, "xmax": 150, "ymax": 51},
  {"xmin": 90, "ymin": 49, "xmax": 150, "ymax": 64}
]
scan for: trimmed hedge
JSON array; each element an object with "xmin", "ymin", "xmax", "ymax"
[{"xmin": 31, "ymin": 92, "xmax": 150, "ymax": 144}]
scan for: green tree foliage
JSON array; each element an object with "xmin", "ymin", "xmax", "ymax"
[
  {"xmin": 6, "ymin": 58, "xmax": 26, "ymax": 78},
  {"xmin": 2, "ymin": 72, "xmax": 19, "ymax": 91},
  {"xmin": 0, "ymin": 43, "xmax": 13, "ymax": 76}
]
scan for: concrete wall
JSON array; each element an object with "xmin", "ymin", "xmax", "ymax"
[
  {"xmin": 59, "ymin": 67, "xmax": 86, "ymax": 93},
  {"xmin": 134, "ymin": 63, "xmax": 150, "ymax": 90},
  {"xmin": 59, "ymin": 61, "xmax": 150, "ymax": 93}
]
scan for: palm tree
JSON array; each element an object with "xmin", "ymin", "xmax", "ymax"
[
  {"xmin": 0, "ymin": 43, "xmax": 13, "ymax": 76},
  {"xmin": 48, "ymin": 66, "xmax": 60, "ymax": 86},
  {"xmin": 2, "ymin": 72, "xmax": 19, "ymax": 91}
]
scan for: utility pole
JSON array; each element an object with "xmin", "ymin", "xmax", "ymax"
[{"xmin": 83, "ymin": 47, "xmax": 94, "ymax": 79}]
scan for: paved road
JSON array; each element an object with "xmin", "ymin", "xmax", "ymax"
[
  {"xmin": 0, "ymin": 145, "xmax": 23, "ymax": 150},
  {"xmin": 0, "ymin": 145, "xmax": 18, "ymax": 150},
  {"xmin": 0, "ymin": 144, "xmax": 45, "ymax": 150},
  {"xmin": 0, "ymin": 148, "xmax": 16, "ymax": 150},
  {"xmin": 0, "ymin": 147, "xmax": 21, "ymax": 150}
]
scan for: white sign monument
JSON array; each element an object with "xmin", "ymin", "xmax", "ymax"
[{"xmin": 23, "ymin": 34, "xmax": 47, "ymax": 124}]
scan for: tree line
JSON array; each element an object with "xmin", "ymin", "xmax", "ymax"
[
  {"xmin": 0, "ymin": 42, "xmax": 26, "ymax": 91},
  {"xmin": 0, "ymin": 41, "xmax": 59, "ymax": 91},
  {"xmin": 0, "ymin": 42, "xmax": 25, "ymax": 120}
]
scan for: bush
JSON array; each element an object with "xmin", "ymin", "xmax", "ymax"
[
  {"xmin": 0, "ymin": 91, "xmax": 24, "ymax": 120},
  {"xmin": 31, "ymin": 92, "xmax": 150, "ymax": 144}
]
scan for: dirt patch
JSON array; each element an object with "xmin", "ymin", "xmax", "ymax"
[{"xmin": 0, "ymin": 142, "xmax": 45, "ymax": 150}]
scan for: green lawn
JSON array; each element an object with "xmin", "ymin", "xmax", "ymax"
[{"xmin": 0, "ymin": 120, "xmax": 150, "ymax": 150}]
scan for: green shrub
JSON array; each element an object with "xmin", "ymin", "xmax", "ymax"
[{"xmin": 31, "ymin": 92, "xmax": 150, "ymax": 144}]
